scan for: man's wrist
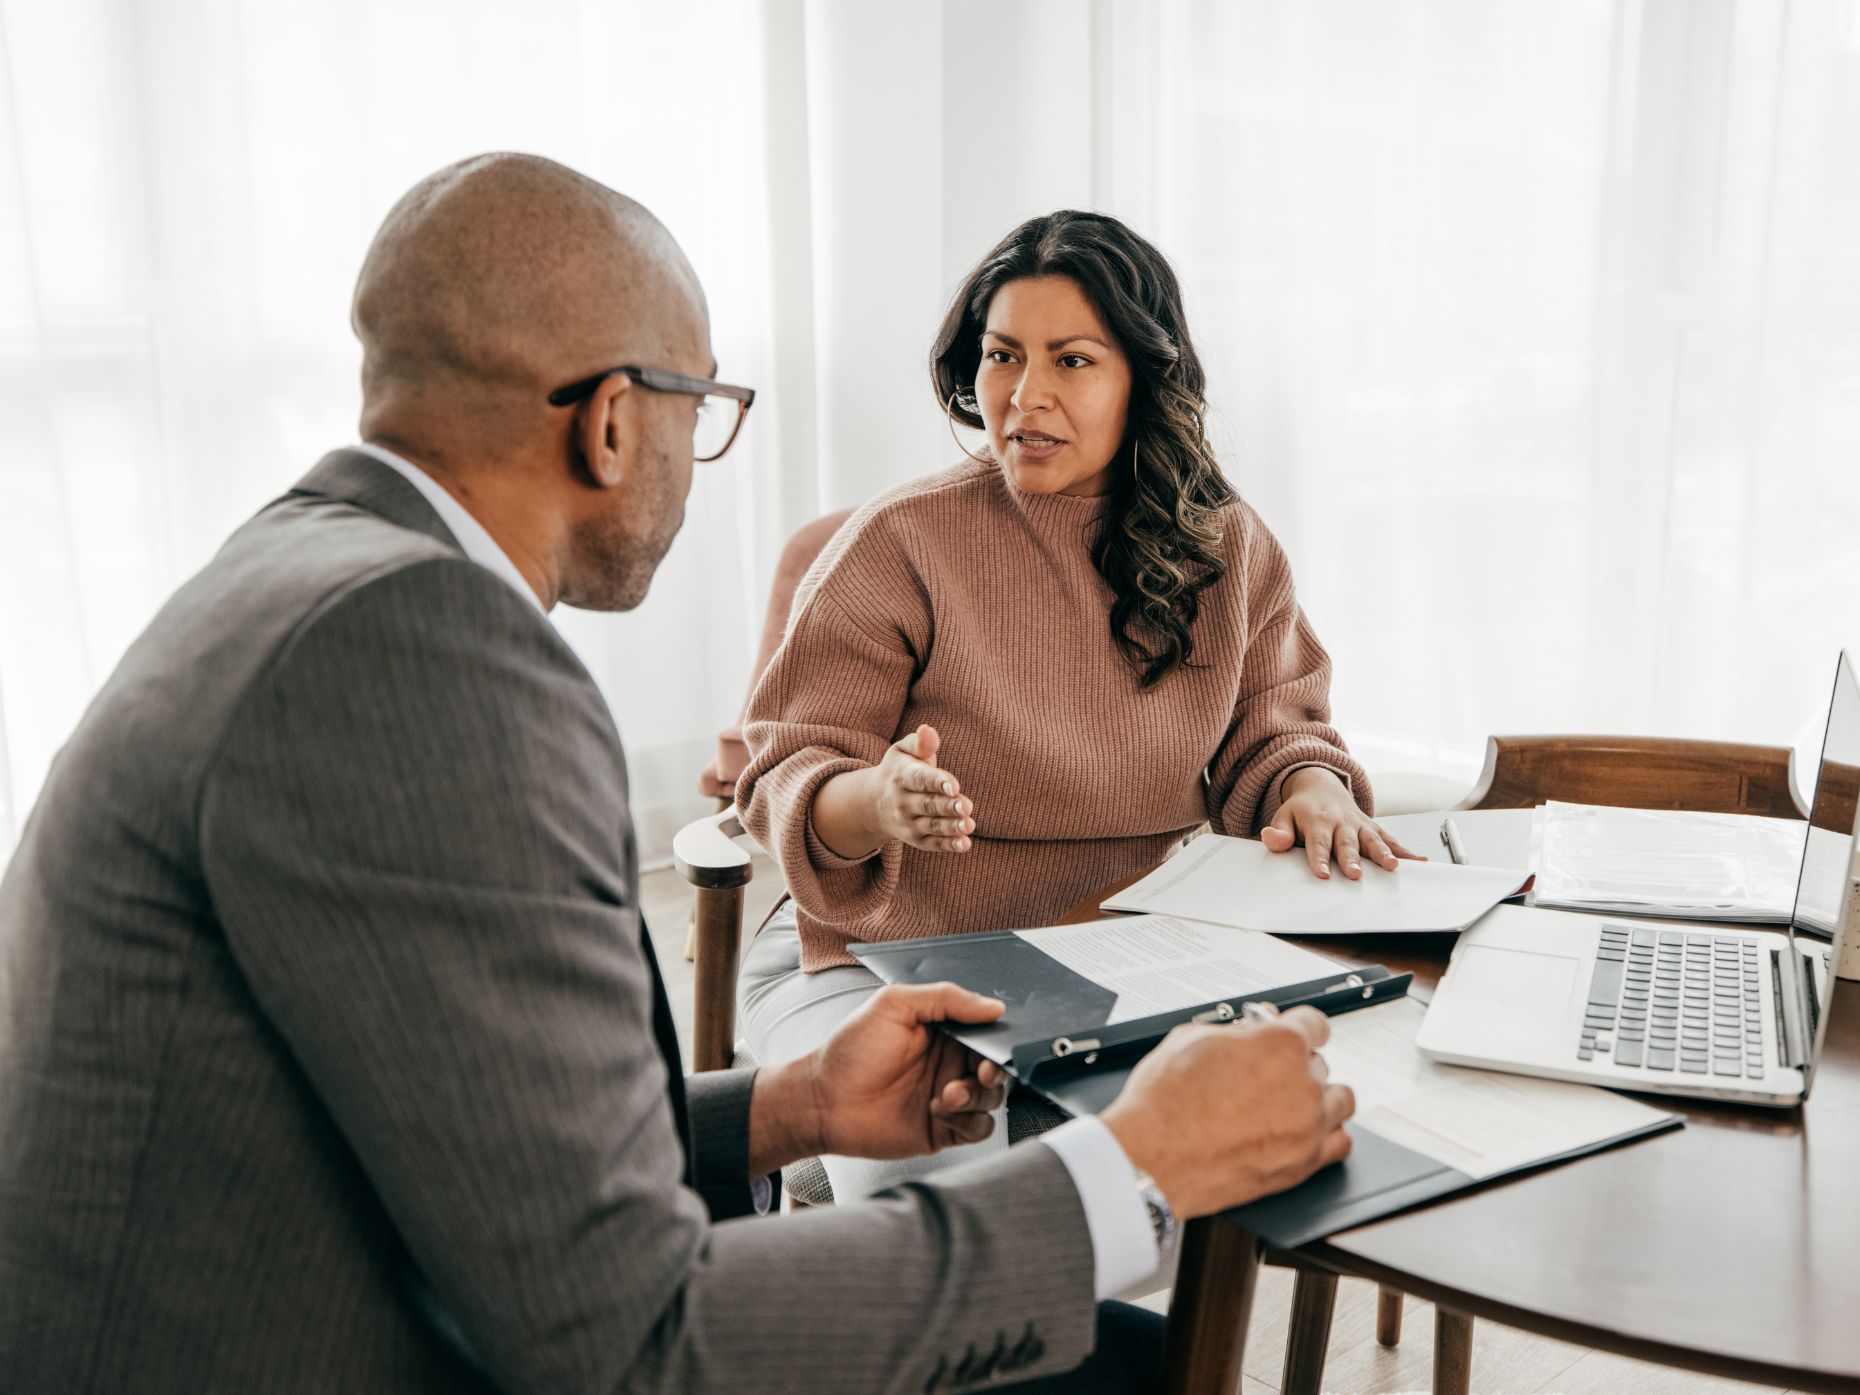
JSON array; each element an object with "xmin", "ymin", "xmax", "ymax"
[
  {"xmin": 1042, "ymin": 1116, "xmax": 1168, "ymax": 1298},
  {"xmin": 746, "ymin": 1057, "xmax": 827, "ymax": 1177},
  {"xmin": 1130, "ymin": 1168, "xmax": 1176, "ymax": 1253}
]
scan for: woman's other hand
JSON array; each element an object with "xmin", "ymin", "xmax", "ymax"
[
  {"xmin": 1261, "ymin": 766, "xmax": 1420, "ymax": 880},
  {"xmin": 811, "ymin": 724, "xmax": 976, "ymax": 861}
]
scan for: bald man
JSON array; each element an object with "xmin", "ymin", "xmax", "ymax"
[{"xmin": 0, "ymin": 155, "xmax": 1352, "ymax": 1394}]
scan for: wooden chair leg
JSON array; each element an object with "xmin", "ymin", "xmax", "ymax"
[
  {"xmin": 691, "ymin": 883, "xmax": 745, "ymax": 1072},
  {"xmin": 1433, "ymin": 1307, "xmax": 1473, "ymax": 1395},
  {"xmin": 1163, "ymin": 1218, "xmax": 1259, "ymax": 1395},
  {"xmin": 1279, "ymin": 1267, "xmax": 1338, "ymax": 1395},
  {"xmin": 1377, "ymin": 1284, "xmax": 1404, "ymax": 1346}
]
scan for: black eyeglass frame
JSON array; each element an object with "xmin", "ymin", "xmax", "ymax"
[{"xmin": 547, "ymin": 365, "xmax": 756, "ymax": 462}]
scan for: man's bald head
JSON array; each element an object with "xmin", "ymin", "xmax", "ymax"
[{"xmin": 353, "ymin": 153, "xmax": 707, "ymax": 456}]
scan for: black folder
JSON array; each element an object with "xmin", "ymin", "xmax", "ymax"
[{"xmin": 852, "ymin": 928, "xmax": 1681, "ymax": 1249}]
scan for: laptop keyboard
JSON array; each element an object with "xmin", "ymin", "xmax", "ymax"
[{"xmin": 1578, "ymin": 925, "xmax": 1766, "ymax": 1079}]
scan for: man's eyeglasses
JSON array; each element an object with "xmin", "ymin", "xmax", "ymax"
[{"xmin": 548, "ymin": 366, "xmax": 756, "ymax": 462}]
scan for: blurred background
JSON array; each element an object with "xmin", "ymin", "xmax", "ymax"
[{"xmin": 2, "ymin": 0, "xmax": 1857, "ymax": 864}]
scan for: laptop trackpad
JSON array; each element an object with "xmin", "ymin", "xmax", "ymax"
[{"xmin": 1439, "ymin": 945, "xmax": 1582, "ymax": 1053}]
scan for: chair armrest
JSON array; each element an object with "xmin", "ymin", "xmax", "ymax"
[{"xmin": 674, "ymin": 809, "xmax": 758, "ymax": 890}]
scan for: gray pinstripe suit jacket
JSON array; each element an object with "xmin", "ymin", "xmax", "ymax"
[{"xmin": 0, "ymin": 450, "xmax": 1097, "ymax": 1394}]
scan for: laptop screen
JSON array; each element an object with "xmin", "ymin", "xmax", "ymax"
[{"xmin": 1790, "ymin": 651, "xmax": 1860, "ymax": 1087}]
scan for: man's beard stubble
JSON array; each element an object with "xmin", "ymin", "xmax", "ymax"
[{"xmin": 565, "ymin": 431, "xmax": 688, "ymax": 612}]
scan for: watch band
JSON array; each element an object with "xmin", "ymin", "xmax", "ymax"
[{"xmin": 1131, "ymin": 1169, "xmax": 1176, "ymax": 1253}]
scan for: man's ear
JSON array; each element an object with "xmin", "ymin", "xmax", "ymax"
[{"xmin": 573, "ymin": 372, "xmax": 636, "ymax": 490}]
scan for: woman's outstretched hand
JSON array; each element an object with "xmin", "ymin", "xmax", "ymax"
[
  {"xmin": 811, "ymin": 724, "xmax": 976, "ymax": 861},
  {"xmin": 1261, "ymin": 766, "xmax": 1421, "ymax": 880}
]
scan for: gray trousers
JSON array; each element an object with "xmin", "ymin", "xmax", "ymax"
[{"xmin": 737, "ymin": 902, "xmax": 1007, "ymax": 1200}]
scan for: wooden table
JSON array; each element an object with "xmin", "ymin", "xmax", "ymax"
[{"xmin": 1074, "ymin": 810, "xmax": 1860, "ymax": 1395}]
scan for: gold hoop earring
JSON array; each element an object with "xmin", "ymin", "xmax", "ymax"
[{"xmin": 945, "ymin": 389, "xmax": 993, "ymax": 466}]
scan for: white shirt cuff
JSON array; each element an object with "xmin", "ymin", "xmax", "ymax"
[{"xmin": 1040, "ymin": 1117, "xmax": 1159, "ymax": 1298}]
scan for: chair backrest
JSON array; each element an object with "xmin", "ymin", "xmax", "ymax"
[
  {"xmin": 700, "ymin": 508, "xmax": 857, "ymax": 798},
  {"xmin": 1456, "ymin": 735, "xmax": 1802, "ymax": 819}
]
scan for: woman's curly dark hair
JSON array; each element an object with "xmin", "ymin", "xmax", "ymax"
[{"xmin": 931, "ymin": 210, "xmax": 1236, "ymax": 690}]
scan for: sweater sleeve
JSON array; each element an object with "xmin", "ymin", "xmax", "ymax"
[
  {"xmin": 1205, "ymin": 516, "xmax": 1371, "ymax": 836},
  {"xmin": 736, "ymin": 523, "xmax": 931, "ymax": 928}
]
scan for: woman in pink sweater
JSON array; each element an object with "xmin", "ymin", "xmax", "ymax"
[{"xmin": 736, "ymin": 212, "xmax": 1409, "ymax": 1198}]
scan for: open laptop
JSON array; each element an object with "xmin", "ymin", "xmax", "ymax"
[{"xmin": 1417, "ymin": 651, "xmax": 1860, "ymax": 1107}]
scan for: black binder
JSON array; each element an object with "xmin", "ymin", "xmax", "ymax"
[{"xmin": 852, "ymin": 928, "xmax": 1680, "ymax": 1249}]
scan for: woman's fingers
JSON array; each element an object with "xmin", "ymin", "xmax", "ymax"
[
  {"xmin": 881, "ymin": 728, "xmax": 972, "ymax": 852},
  {"xmin": 904, "ymin": 792, "xmax": 970, "ymax": 822},
  {"xmin": 899, "ymin": 760, "xmax": 958, "ymax": 797},
  {"xmin": 1359, "ymin": 825, "xmax": 1401, "ymax": 871},
  {"xmin": 902, "ymin": 824, "xmax": 971, "ymax": 853},
  {"xmin": 900, "ymin": 795, "xmax": 972, "ymax": 841},
  {"xmin": 1260, "ymin": 803, "xmax": 1299, "ymax": 855},
  {"xmin": 1333, "ymin": 824, "xmax": 1364, "ymax": 880},
  {"xmin": 1303, "ymin": 819, "xmax": 1335, "ymax": 879}
]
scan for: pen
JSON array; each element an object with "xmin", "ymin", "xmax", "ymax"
[{"xmin": 1440, "ymin": 817, "xmax": 1467, "ymax": 865}]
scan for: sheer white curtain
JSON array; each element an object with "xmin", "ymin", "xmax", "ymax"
[
  {"xmin": 0, "ymin": 0, "xmax": 807, "ymax": 862},
  {"xmin": 3, "ymin": 0, "xmax": 1858, "ymax": 865},
  {"xmin": 1145, "ymin": 0, "xmax": 1860, "ymax": 782},
  {"xmin": 0, "ymin": 0, "xmax": 1106, "ymax": 864}
]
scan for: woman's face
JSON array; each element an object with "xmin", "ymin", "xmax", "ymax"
[{"xmin": 975, "ymin": 275, "xmax": 1132, "ymax": 498}]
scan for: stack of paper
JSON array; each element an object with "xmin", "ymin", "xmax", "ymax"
[
  {"xmin": 1531, "ymin": 801, "xmax": 1807, "ymax": 924},
  {"xmin": 1100, "ymin": 834, "xmax": 1529, "ymax": 935}
]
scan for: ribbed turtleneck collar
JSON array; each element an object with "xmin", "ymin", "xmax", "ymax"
[{"xmin": 985, "ymin": 457, "xmax": 1118, "ymax": 525}]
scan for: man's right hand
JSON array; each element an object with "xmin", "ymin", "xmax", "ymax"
[
  {"xmin": 1099, "ymin": 1007, "xmax": 1354, "ymax": 1219},
  {"xmin": 812, "ymin": 724, "xmax": 975, "ymax": 860}
]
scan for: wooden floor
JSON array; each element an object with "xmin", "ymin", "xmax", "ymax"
[{"xmin": 639, "ymin": 864, "xmax": 1799, "ymax": 1395}]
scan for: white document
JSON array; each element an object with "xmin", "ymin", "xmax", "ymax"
[
  {"xmin": 1100, "ymin": 834, "xmax": 1529, "ymax": 935},
  {"xmin": 1325, "ymin": 998, "xmax": 1673, "ymax": 1180},
  {"xmin": 1014, "ymin": 915, "xmax": 1347, "ymax": 1023},
  {"xmin": 1532, "ymin": 801, "xmax": 1806, "ymax": 924}
]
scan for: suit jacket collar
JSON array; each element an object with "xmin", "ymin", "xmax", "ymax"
[{"xmin": 292, "ymin": 448, "xmax": 463, "ymax": 553}]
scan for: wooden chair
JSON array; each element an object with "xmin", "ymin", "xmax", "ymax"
[{"xmin": 1454, "ymin": 734, "xmax": 1806, "ymax": 818}]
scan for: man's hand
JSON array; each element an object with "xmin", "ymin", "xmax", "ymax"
[
  {"xmin": 747, "ymin": 983, "xmax": 1009, "ymax": 1177},
  {"xmin": 811, "ymin": 725, "xmax": 975, "ymax": 861},
  {"xmin": 1262, "ymin": 766, "xmax": 1421, "ymax": 880},
  {"xmin": 1099, "ymin": 1007, "xmax": 1354, "ymax": 1219}
]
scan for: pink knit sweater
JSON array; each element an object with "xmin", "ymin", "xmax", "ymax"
[{"xmin": 738, "ymin": 460, "xmax": 1370, "ymax": 972}]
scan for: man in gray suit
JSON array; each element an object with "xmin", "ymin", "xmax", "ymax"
[{"xmin": 0, "ymin": 154, "xmax": 1353, "ymax": 1393}]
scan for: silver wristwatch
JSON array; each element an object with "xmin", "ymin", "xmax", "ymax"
[{"xmin": 1132, "ymin": 1169, "xmax": 1176, "ymax": 1252}]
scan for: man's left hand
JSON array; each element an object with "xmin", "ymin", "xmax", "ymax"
[
  {"xmin": 1260, "ymin": 766, "xmax": 1422, "ymax": 880},
  {"xmin": 747, "ymin": 983, "xmax": 1009, "ymax": 1177}
]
